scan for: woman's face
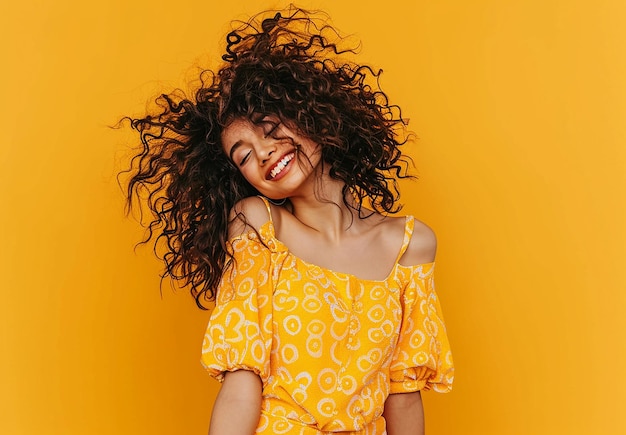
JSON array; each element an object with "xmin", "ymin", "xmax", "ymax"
[{"xmin": 221, "ymin": 116, "xmax": 322, "ymax": 199}]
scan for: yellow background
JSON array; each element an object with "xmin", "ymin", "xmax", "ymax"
[{"xmin": 2, "ymin": 0, "xmax": 625, "ymax": 434}]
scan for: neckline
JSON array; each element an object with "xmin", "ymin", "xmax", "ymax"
[{"xmin": 257, "ymin": 219, "xmax": 435, "ymax": 284}]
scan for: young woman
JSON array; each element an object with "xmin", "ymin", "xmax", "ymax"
[{"xmin": 124, "ymin": 7, "xmax": 453, "ymax": 434}]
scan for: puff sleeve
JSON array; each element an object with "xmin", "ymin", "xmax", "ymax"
[
  {"xmin": 201, "ymin": 232, "xmax": 274, "ymax": 385},
  {"xmin": 389, "ymin": 263, "xmax": 454, "ymax": 393}
]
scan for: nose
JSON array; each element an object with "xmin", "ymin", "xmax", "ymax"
[{"xmin": 257, "ymin": 141, "xmax": 276, "ymax": 165}]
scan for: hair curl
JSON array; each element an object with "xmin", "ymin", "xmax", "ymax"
[{"xmin": 122, "ymin": 6, "xmax": 414, "ymax": 308}]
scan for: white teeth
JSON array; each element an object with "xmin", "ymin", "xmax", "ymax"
[{"xmin": 270, "ymin": 153, "xmax": 294, "ymax": 178}]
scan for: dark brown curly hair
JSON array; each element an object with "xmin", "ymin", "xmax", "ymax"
[{"xmin": 122, "ymin": 6, "xmax": 414, "ymax": 308}]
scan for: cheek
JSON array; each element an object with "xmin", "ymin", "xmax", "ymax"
[
  {"xmin": 301, "ymin": 142, "xmax": 323, "ymax": 164},
  {"xmin": 238, "ymin": 166, "xmax": 262, "ymax": 186}
]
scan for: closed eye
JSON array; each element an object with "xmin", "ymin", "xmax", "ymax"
[
  {"xmin": 239, "ymin": 150, "xmax": 251, "ymax": 166},
  {"xmin": 263, "ymin": 120, "xmax": 281, "ymax": 138}
]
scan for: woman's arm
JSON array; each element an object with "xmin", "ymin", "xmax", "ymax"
[
  {"xmin": 209, "ymin": 370, "xmax": 262, "ymax": 435},
  {"xmin": 383, "ymin": 391, "xmax": 425, "ymax": 435}
]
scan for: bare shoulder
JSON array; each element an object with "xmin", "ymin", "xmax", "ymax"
[
  {"xmin": 399, "ymin": 218, "xmax": 437, "ymax": 266},
  {"xmin": 227, "ymin": 196, "xmax": 271, "ymax": 239}
]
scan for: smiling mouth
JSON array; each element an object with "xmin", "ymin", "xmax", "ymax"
[{"xmin": 267, "ymin": 152, "xmax": 296, "ymax": 179}]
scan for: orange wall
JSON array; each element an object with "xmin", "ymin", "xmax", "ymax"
[{"xmin": 2, "ymin": 1, "xmax": 625, "ymax": 434}]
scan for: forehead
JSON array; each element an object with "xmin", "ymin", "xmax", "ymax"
[{"xmin": 221, "ymin": 118, "xmax": 256, "ymax": 152}]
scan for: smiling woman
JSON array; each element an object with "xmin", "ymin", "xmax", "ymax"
[
  {"xmin": 121, "ymin": 5, "xmax": 453, "ymax": 434},
  {"xmin": 221, "ymin": 116, "xmax": 322, "ymax": 200}
]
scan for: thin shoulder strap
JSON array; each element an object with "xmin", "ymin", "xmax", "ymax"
[
  {"xmin": 394, "ymin": 216, "xmax": 414, "ymax": 263},
  {"xmin": 257, "ymin": 195, "xmax": 273, "ymax": 223}
]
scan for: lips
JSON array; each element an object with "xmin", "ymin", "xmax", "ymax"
[{"xmin": 266, "ymin": 152, "xmax": 295, "ymax": 180}]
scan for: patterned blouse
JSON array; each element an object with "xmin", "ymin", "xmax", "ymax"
[{"xmin": 202, "ymin": 199, "xmax": 453, "ymax": 434}]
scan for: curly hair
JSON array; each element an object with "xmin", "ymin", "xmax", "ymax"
[{"xmin": 122, "ymin": 6, "xmax": 414, "ymax": 308}]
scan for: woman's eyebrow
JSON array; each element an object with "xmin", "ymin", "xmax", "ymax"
[{"xmin": 228, "ymin": 140, "xmax": 243, "ymax": 161}]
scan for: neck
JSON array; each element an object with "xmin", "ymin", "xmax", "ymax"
[{"xmin": 287, "ymin": 175, "xmax": 365, "ymax": 242}]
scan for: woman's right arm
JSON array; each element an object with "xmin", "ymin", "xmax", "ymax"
[
  {"xmin": 208, "ymin": 198, "xmax": 271, "ymax": 434},
  {"xmin": 209, "ymin": 370, "xmax": 262, "ymax": 435}
]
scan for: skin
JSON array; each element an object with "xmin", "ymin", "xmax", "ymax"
[
  {"xmin": 383, "ymin": 392, "xmax": 425, "ymax": 435},
  {"xmin": 208, "ymin": 117, "xmax": 436, "ymax": 434},
  {"xmin": 209, "ymin": 370, "xmax": 262, "ymax": 435}
]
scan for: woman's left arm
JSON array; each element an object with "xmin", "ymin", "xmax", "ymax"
[{"xmin": 383, "ymin": 391, "xmax": 425, "ymax": 435}]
